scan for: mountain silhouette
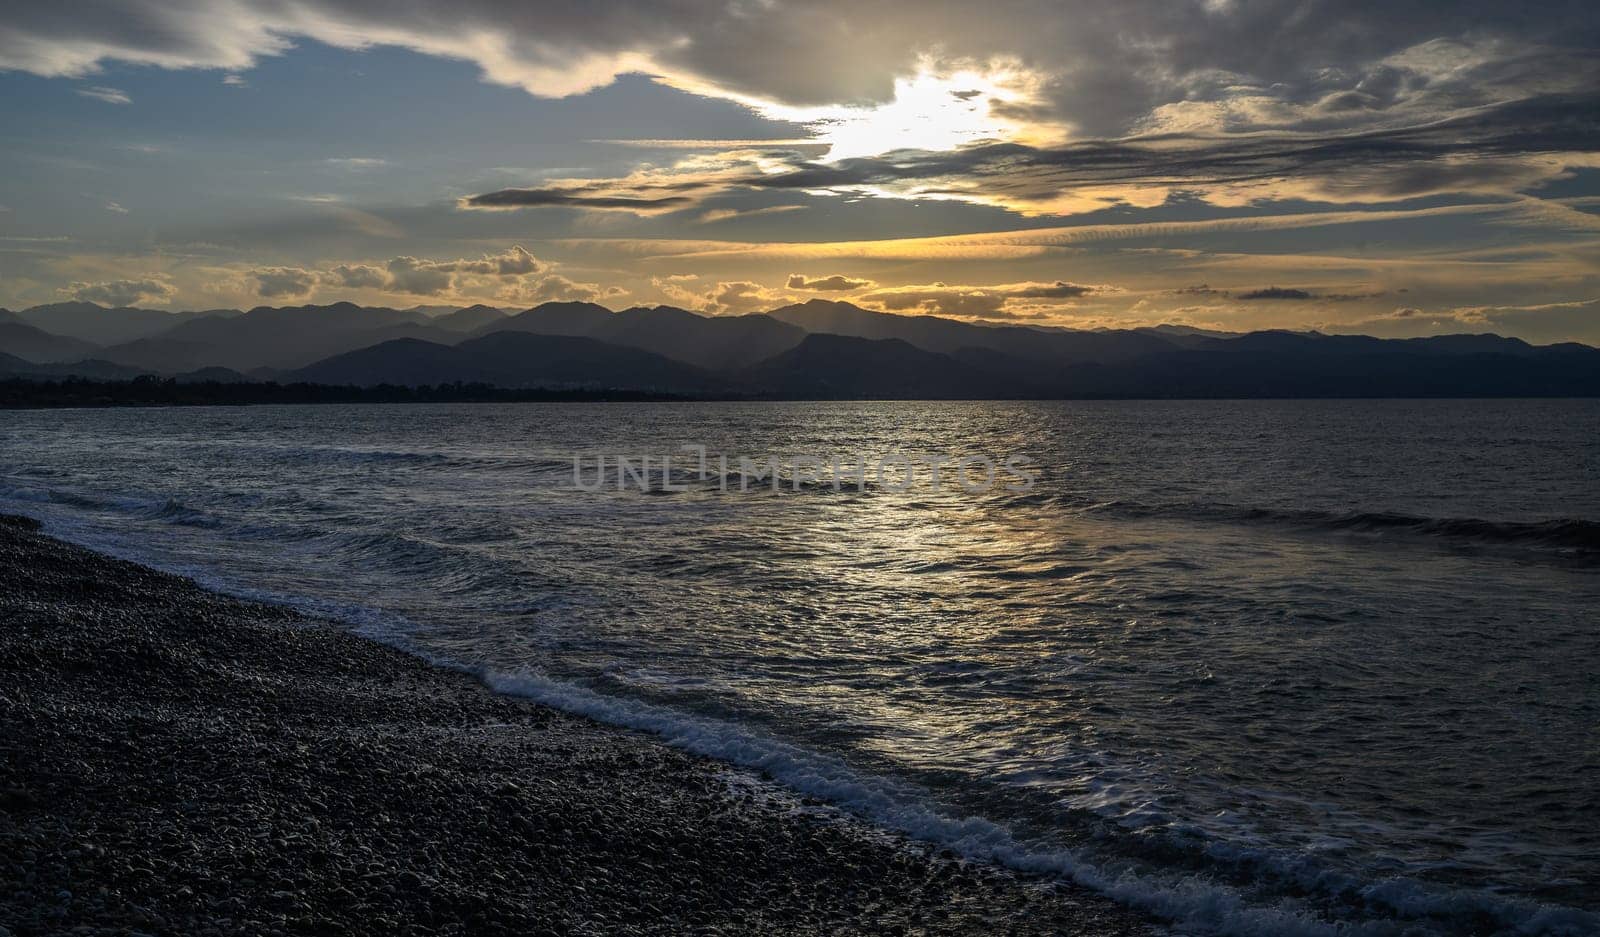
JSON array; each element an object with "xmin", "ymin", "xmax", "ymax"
[
  {"xmin": 17, "ymin": 302, "xmax": 236, "ymax": 345},
  {"xmin": 290, "ymin": 331, "xmax": 722, "ymax": 391},
  {"xmin": 431, "ymin": 304, "xmax": 509, "ymax": 332},
  {"xmin": 99, "ymin": 302, "xmax": 436, "ymax": 372},
  {"xmin": 485, "ymin": 303, "xmax": 804, "ymax": 369},
  {"xmin": 0, "ymin": 353, "xmax": 148, "ymax": 380},
  {"xmin": 5, "ymin": 298, "xmax": 1598, "ymax": 399},
  {"xmin": 486, "ymin": 301, "xmax": 614, "ymax": 336},
  {"xmin": 0, "ymin": 321, "xmax": 100, "ymax": 363},
  {"xmin": 767, "ymin": 299, "xmax": 1172, "ymax": 363}
]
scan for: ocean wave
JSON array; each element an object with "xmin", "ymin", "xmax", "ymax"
[
  {"xmin": 1086, "ymin": 500, "xmax": 1600, "ymax": 553},
  {"xmin": 143, "ymin": 498, "xmax": 224, "ymax": 528},
  {"xmin": 464, "ymin": 664, "xmax": 1595, "ymax": 937},
  {"xmin": 9, "ymin": 510, "xmax": 1595, "ymax": 937}
]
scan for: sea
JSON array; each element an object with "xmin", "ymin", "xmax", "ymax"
[{"xmin": 3, "ymin": 399, "xmax": 1597, "ymax": 936}]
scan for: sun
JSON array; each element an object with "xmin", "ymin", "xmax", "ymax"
[{"xmin": 758, "ymin": 64, "xmax": 1056, "ymax": 161}]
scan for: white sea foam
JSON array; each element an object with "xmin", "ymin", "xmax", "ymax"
[{"xmin": 466, "ymin": 663, "xmax": 1595, "ymax": 937}]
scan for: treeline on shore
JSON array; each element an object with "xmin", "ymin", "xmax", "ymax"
[{"xmin": 0, "ymin": 376, "xmax": 693, "ymax": 408}]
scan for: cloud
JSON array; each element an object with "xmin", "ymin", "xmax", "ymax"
[
  {"xmin": 861, "ymin": 286, "xmax": 1010, "ymax": 318},
  {"xmin": 325, "ymin": 157, "xmax": 388, "ymax": 170},
  {"xmin": 384, "ymin": 256, "xmax": 455, "ymax": 295},
  {"xmin": 703, "ymin": 281, "xmax": 783, "ymax": 315},
  {"xmin": 325, "ymin": 263, "xmax": 388, "ymax": 289},
  {"xmin": 76, "ymin": 85, "xmax": 130, "ymax": 104},
  {"xmin": 5, "ymin": 0, "xmax": 1595, "ymax": 147},
  {"xmin": 460, "ymin": 91, "xmax": 1600, "ymax": 217},
  {"xmin": 698, "ymin": 205, "xmax": 807, "ymax": 224},
  {"xmin": 787, "ymin": 274, "xmax": 874, "ymax": 291},
  {"xmin": 649, "ymin": 274, "xmax": 704, "ymax": 308},
  {"xmin": 27, "ymin": 0, "xmax": 1567, "ymax": 219},
  {"xmin": 8, "ymin": 2, "xmax": 1598, "ymax": 334},
  {"xmin": 1329, "ymin": 299, "xmax": 1600, "ymax": 344},
  {"xmin": 550, "ymin": 201, "xmax": 1517, "ymax": 264},
  {"xmin": 452, "ymin": 245, "xmax": 542, "ymax": 276},
  {"xmin": 856, "ymin": 280, "xmax": 1110, "ymax": 318},
  {"xmin": 647, "ymin": 276, "xmax": 786, "ymax": 315},
  {"xmin": 251, "ymin": 266, "xmax": 318, "ymax": 298},
  {"xmin": 103, "ymin": 248, "xmax": 579, "ymax": 309},
  {"xmin": 461, "ymin": 186, "xmax": 697, "ymax": 214},
  {"xmin": 501, "ymin": 274, "xmax": 626, "ymax": 305},
  {"xmin": 1173, "ymin": 285, "xmax": 1230, "ymax": 297},
  {"xmin": 375, "ymin": 247, "xmax": 547, "ymax": 294},
  {"xmin": 63, "ymin": 276, "xmax": 176, "ymax": 306},
  {"xmin": 217, "ymin": 247, "xmax": 556, "ymax": 300},
  {"xmin": 1455, "ymin": 298, "xmax": 1600, "ymax": 344},
  {"xmin": 1010, "ymin": 281, "xmax": 1097, "ymax": 299},
  {"xmin": 1237, "ymin": 287, "xmax": 1315, "ymax": 300}
]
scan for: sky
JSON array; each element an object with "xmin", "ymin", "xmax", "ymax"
[{"xmin": 1, "ymin": 0, "xmax": 1598, "ymax": 342}]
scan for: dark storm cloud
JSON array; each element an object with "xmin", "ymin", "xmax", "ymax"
[
  {"xmin": 457, "ymin": 92, "xmax": 1600, "ymax": 214},
  {"xmin": 462, "ymin": 187, "xmax": 698, "ymax": 213},
  {"xmin": 749, "ymin": 93, "xmax": 1600, "ymax": 192},
  {"xmin": 856, "ymin": 280, "xmax": 1112, "ymax": 319},
  {"xmin": 4, "ymin": 1, "xmax": 1598, "ymax": 136},
  {"xmin": 1237, "ymin": 287, "xmax": 1315, "ymax": 301},
  {"xmin": 10, "ymin": 0, "xmax": 1600, "ymax": 226}
]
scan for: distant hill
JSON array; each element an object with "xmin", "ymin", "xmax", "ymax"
[
  {"xmin": 431, "ymin": 304, "xmax": 509, "ymax": 332},
  {"xmin": 485, "ymin": 303, "xmax": 805, "ymax": 369},
  {"xmin": 0, "ymin": 354, "xmax": 150, "ymax": 381},
  {"xmin": 100, "ymin": 301, "xmax": 435, "ymax": 372},
  {"xmin": 766, "ymin": 299, "xmax": 1172, "ymax": 363},
  {"xmin": 291, "ymin": 330, "xmax": 723, "ymax": 392},
  {"xmin": 737, "ymin": 333, "xmax": 1032, "ymax": 398},
  {"xmin": 91, "ymin": 336, "xmax": 221, "ymax": 375},
  {"xmin": 173, "ymin": 366, "xmax": 254, "ymax": 384},
  {"xmin": 18, "ymin": 301, "xmax": 236, "ymax": 345},
  {"xmin": 604, "ymin": 307, "xmax": 805, "ymax": 370},
  {"xmin": 341, "ymin": 320, "xmax": 465, "ymax": 350},
  {"xmin": 1131, "ymin": 324, "xmax": 1243, "ymax": 347},
  {"xmin": 482, "ymin": 300, "xmax": 613, "ymax": 337},
  {"xmin": 0, "ymin": 321, "xmax": 101, "ymax": 363},
  {"xmin": 3, "ymin": 297, "xmax": 1595, "ymax": 399},
  {"xmin": 1042, "ymin": 337, "xmax": 1600, "ymax": 398},
  {"xmin": 1186, "ymin": 330, "xmax": 1553, "ymax": 358}
]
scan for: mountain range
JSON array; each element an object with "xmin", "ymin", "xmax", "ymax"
[{"xmin": 3, "ymin": 298, "xmax": 1597, "ymax": 399}]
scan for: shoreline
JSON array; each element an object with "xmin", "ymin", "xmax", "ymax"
[
  {"xmin": 0, "ymin": 513, "xmax": 1150, "ymax": 936},
  {"xmin": 9, "ymin": 378, "xmax": 1600, "ymax": 411}
]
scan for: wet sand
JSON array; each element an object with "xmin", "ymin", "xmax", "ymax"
[{"xmin": 0, "ymin": 514, "xmax": 1150, "ymax": 936}]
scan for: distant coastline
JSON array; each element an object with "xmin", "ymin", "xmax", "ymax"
[
  {"xmin": 0, "ymin": 377, "xmax": 699, "ymax": 409},
  {"xmin": 4, "ymin": 374, "xmax": 1600, "ymax": 409},
  {"xmin": 5, "ymin": 300, "xmax": 1599, "ymax": 404}
]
